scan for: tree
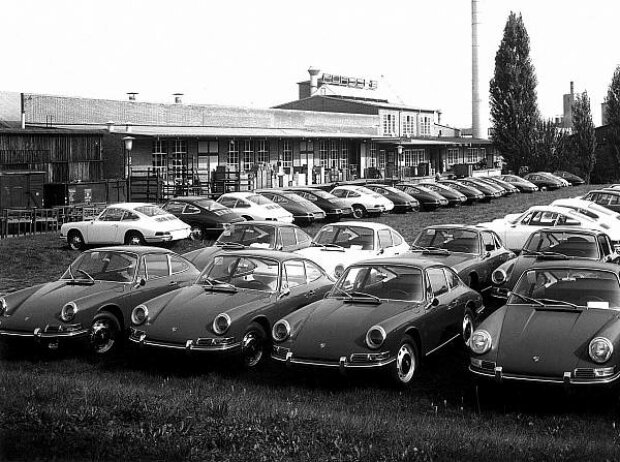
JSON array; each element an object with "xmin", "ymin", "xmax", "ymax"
[
  {"xmin": 531, "ymin": 119, "xmax": 567, "ymax": 172},
  {"xmin": 569, "ymin": 91, "xmax": 596, "ymax": 183},
  {"xmin": 606, "ymin": 66, "xmax": 620, "ymax": 177},
  {"xmin": 490, "ymin": 12, "xmax": 540, "ymax": 175}
]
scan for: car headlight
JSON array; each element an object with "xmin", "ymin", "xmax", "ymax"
[
  {"xmin": 213, "ymin": 313, "xmax": 231, "ymax": 335},
  {"xmin": 131, "ymin": 304, "xmax": 149, "ymax": 325},
  {"xmin": 366, "ymin": 325, "xmax": 386, "ymax": 350},
  {"xmin": 589, "ymin": 337, "xmax": 613, "ymax": 363},
  {"xmin": 334, "ymin": 264, "xmax": 345, "ymax": 278},
  {"xmin": 0, "ymin": 297, "xmax": 6, "ymax": 316},
  {"xmin": 492, "ymin": 262, "xmax": 514, "ymax": 285},
  {"xmin": 272, "ymin": 320, "xmax": 291, "ymax": 342},
  {"xmin": 469, "ymin": 330, "xmax": 492, "ymax": 354},
  {"xmin": 60, "ymin": 302, "xmax": 78, "ymax": 322}
]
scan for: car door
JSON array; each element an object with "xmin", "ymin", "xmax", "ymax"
[
  {"xmin": 479, "ymin": 230, "xmax": 506, "ymax": 288},
  {"xmin": 377, "ymin": 228, "xmax": 397, "ymax": 257},
  {"xmin": 89, "ymin": 207, "xmax": 125, "ymax": 243},
  {"xmin": 420, "ymin": 267, "xmax": 457, "ymax": 352},
  {"xmin": 279, "ymin": 226, "xmax": 299, "ymax": 252},
  {"xmin": 273, "ymin": 260, "xmax": 314, "ymax": 322}
]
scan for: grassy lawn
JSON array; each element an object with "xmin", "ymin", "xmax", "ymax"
[{"xmin": 2, "ymin": 185, "xmax": 620, "ymax": 461}]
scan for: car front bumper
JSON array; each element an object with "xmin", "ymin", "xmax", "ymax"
[
  {"xmin": 271, "ymin": 345, "xmax": 395, "ymax": 371},
  {"xmin": 129, "ymin": 331, "xmax": 241, "ymax": 353}
]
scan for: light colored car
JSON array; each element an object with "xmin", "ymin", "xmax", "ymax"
[
  {"xmin": 295, "ymin": 221, "xmax": 409, "ymax": 277},
  {"xmin": 60, "ymin": 203, "xmax": 191, "ymax": 250},
  {"xmin": 479, "ymin": 205, "xmax": 605, "ymax": 252},
  {"xmin": 216, "ymin": 192, "xmax": 294, "ymax": 223},
  {"xmin": 330, "ymin": 185, "xmax": 394, "ymax": 218},
  {"xmin": 551, "ymin": 198, "xmax": 620, "ymax": 242}
]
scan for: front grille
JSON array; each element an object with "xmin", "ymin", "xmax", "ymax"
[
  {"xmin": 573, "ymin": 368, "xmax": 595, "ymax": 379},
  {"xmin": 480, "ymin": 360, "xmax": 496, "ymax": 370}
]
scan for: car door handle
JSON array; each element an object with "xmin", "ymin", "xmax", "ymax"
[
  {"xmin": 448, "ymin": 300, "xmax": 459, "ymax": 309},
  {"xmin": 169, "ymin": 281, "xmax": 179, "ymax": 286},
  {"xmin": 305, "ymin": 290, "xmax": 316, "ymax": 298}
]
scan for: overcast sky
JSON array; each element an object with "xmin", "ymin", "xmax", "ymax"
[{"xmin": 2, "ymin": 0, "xmax": 618, "ymax": 131}]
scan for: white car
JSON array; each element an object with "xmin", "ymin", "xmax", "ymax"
[
  {"xmin": 479, "ymin": 205, "xmax": 605, "ymax": 252},
  {"xmin": 60, "ymin": 202, "xmax": 191, "ymax": 250},
  {"xmin": 550, "ymin": 198, "xmax": 620, "ymax": 242},
  {"xmin": 295, "ymin": 221, "xmax": 409, "ymax": 278},
  {"xmin": 330, "ymin": 185, "xmax": 394, "ymax": 218},
  {"xmin": 216, "ymin": 192, "xmax": 294, "ymax": 223}
]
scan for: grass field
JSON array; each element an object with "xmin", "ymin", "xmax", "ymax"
[{"xmin": 2, "ymin": 185, "xmax": 620, "ymax": 461}]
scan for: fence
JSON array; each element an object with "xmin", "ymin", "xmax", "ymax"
[{"xmin": 0, "ymin": 205, "xmax": 105, "ymax": 239}]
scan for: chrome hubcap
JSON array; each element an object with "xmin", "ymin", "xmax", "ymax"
[
  {"xmin": 190, "ymin": 227, "xmax": 203, "ymax": 241},
  {"xmin": 128, "ymin": 236, "xmax": 141, "ymax": 245},
  {"xmin": 90, "ymin": 320, "xmax": 116, "ymax": 354},
  {"xmin": 396, "ymin": 344, "xmax": 415, "ymax": 383},
  {"xmin": 242, "ymin": 331, "xmax": 263, "ymax": 367}
]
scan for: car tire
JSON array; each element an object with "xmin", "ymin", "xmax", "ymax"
[
  {"xmin": 189, "ymin": 225, "xmax": 205, "ymax": 241},
  {"xmin": 241, "ymin": 322, "xmax": 267, "ymax": 368},
  {"xmin": 462, "ymin": 308, "xmax": 475, "ymax": 346},
  {"xmin": 89, "ymin": 313, "xmax": 122, "ymax": 356},
  {"xmin": 125, "ymin": 231, "xmax": 145, "ymax": 246},
  {"xmin": 67, "ymin": 230, "xmax": 85, "ymax": 251},
  {"xmin": 352, "ymin": 205, "xmax": 366, "ymax": 219},
  {"xmin": 391, "ymin": 335, "xmax": 419, "ymax": 386}
]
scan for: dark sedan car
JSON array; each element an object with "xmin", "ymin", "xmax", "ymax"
[
  {"xmin": 182, "ymin": 221, "xmax": 314, "ymax": 270},
  {"xmin": 271, "ymin": 255, "xmax": 483, "ymax": 386},
  {"xmin": 554, "ymin": 170, "xmax": 585, "ymax": 186},
  {"xmin": 162, "ymin": 197, "xmax": 246, "ymax": 241},
  {"xmin": 255, "ymin": 189, "xmax": 326, "ymax": 226},
  {"xmin": 411, "ymin": 225, "xmax": 514, "ymax": 292},
  {"xmin": 395, "ymin": 183, "xmax": 449, "ymax": 211},
  {"xmin": 479, "ymin": 177, "xmax": 520, "ymax": 194},
  {"xmin": 466, "ymin": 177, "xmax": 508, "ymax": 196},
  {"xmin": 437, "ymin": 180, "xmax": 485, "ymax": 204},
  {"xmin": 491, "ymin": 227, "xmax": 619, "ymax": 298},
  {"xmin": 418, "ymin": 182, "xmax": 468, "ymax": 207},
  {"xmin": 285, "ymin": 187, "xmax": 353, "ymax": 221},
  {"xmin": 0, "ymin": 246, "xmax": 200, "ymax": 356},
  {"xmin": 130, "ymin": 249, "xmax": 334, "ymax": 368},
  {"xmin": 499, "ymin": 175, "xmax": 538, "ymax": 193},
  {"xmin": 524, "ymin": 172, "xmax": 563, "ymax": 191},
  {"xmin": 365, "ymin": 184, "xmax": 420, "ymax": 213},
  {"xmin": 456, "ymin": 178, "xmax": 502, "ymax": 201},
  {"xmin": 470, "ymin": 260, "xmax": 620, "ymax": 387}
]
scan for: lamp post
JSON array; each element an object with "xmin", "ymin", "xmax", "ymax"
[
  {"xmin": 122, "ymin": 136, "xmax": 135, "ymax": 180},
  {"xmin": 396, "ymin": 145, "xmax": 403, "ymax": 180}
]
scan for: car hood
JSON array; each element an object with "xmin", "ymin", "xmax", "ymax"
[
  {"xmin": 288, "ymin": 298, "xmax": 412, "ymax": 359},
  {"xmin": 295, "ymin": 247, "xmax": 376, "ymax": 273},
  {"xmin": 142, "ymin": 284, "xmax": 273, "ymax": 339},
  {"xmin": 496, "ymin": 305, "xmax": 619, "ymax": 376}
]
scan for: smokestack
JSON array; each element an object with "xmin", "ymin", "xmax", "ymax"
[
  {"xmin": 127, "ymin": 92, "xmax": 138, "ymax": 101},
  {"xmin": 173, "ymin": 93, "xmax": 184, "ymax": 104},
  {"xmin": 308, "ymin": 67, "xmax": 321, "ymax": 95},
  {"xmin": 570, "ymin": 81, "xmax": 574, "ymax": 95},
  {"xmin": 471, "ymin": 0, "xmax": 482, "ymax": 139}
]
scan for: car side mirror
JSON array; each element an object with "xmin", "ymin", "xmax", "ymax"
[
  {"xmin": 427, "ymin": 297, "xmax": 440, "ymax": 309},
  {"xmin": 278, "ymin": 284, "xmax": 290, "ymax": 300},
  {"xmin": 483, "ymin": 251, "xmax": 491, "ymax": 259},
  {"xmin": 377, "ymin": 248, "xmax": 385, "ymax": 255},
  {"xmin": 134, "ymin": 278, "xmax": 146, "ymax": 288}
]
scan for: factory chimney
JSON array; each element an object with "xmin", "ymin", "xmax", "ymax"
[
  {"xmin": 308, "ymin": 67, "xmax": 321, "ymax": 95},
  {"xmin": 471, "ymin": 0, "xmax": 482, "ymax": 139}
]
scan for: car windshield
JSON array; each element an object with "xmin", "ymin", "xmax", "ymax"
[
  {"xmin": 135, "ymin": 205, "xmax": 168, "ymax": 217},
  {"xmin": 509, "ymin": 268, "xmax": 620, "ymax": 308},
  {"xmin": 194, "ymin": 199, "xmax": 230, "ymax": 212},
  {"xmin": 331, "ymin": 265, "xmax": 425, "ymax": 302},
  {"xmin": 282, "ymin": 192, "xmax": 314, "ymax": 206},
  {"xmin": 314, "ymin": 225, "xmax": 375, "ymax": 250},
  {"xmin": 523, "ymin": 231, "xmax": 599, "ymax": 258},
  {"xmin": 216, "ymin": 224, "xmax": 276, "ymax": 248},
  {"xmin": 61, "ymin": 251, "xmax": 138, "ymax": 282},
  {"xmin": 246, "ymin": 194, "xmax": 273, "ymax": 206},
  {"xmin": 414, "ymin": 228, "xmax": 480, "ymax": 253},
  {"xmin": 197, "ymin": 255, "xmax": 279, "ymax": 292}
]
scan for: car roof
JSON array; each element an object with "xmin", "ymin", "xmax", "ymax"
[
  {"xmin": 531, "ymin": 226, "xmax": 604, "ymax": 236},
  {"xmin": 210, "ymin": 247, "xmax": 315, "ymax": 262},
  {"xmin": 165, "ymin": 196, "xmax": 216, "ymax": 203},
  {"xmin": 350, "ymin": 253, "xmax": 457, "ymax": 270},
  {"xmin": 106, "ymin": 202, "xmax": 157, "ymax": 209},
  {"xmin": 85, "ymin": 245, "xmax": 177, "ymax": 256},
  {"xmin": 218, "ymin": 191, "xmax": 257, "ymax": 198},
  {"xmin": 317, "ymin": 221, "xmax": 394, "ymax": 231},
  {"xmin": 526, "ymin": 259, "xmax": 620, "ymax": 272},
  {"xmin": 226, "ymin": 220, "xmax": 295, "ymax": 227},
  {"xmin": 422, "ymin": 224, "xmax": 481, "ymax": 233}
]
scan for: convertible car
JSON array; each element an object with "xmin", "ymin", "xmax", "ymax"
[
  {"xmin": 296, "ymin": 221, "xmax": 410, "ymax": 278},
  {"xmin": 271, "ymin": 255, "xmax": 484, "ymax": 386},
  {"xmin": 129, "ymin": 249, "xmax": 334, "ymax": 368},
  {"xmin": 470, "ymin": 260, "xmax": 620, "ymax": 386},
  {"xmin": 0, "ymin": 247, "xmax": 200, "ymax": 355},
  {"xmin": 60, "ymin": 203, "xmax": 191, "ymax": 250},
  {"xmin": 411, "ymin": 225, "xmax": 514, "ymax": 292},
  {"xmin": 491, "ymin": 227, "xmax": 619, "ymax": 298}
]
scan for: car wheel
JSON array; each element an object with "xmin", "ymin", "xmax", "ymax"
[
  {"xmin": 67, "ymin": 231, "xmax": 85, "ymax": 251},
  {"xmin": 352, "ymin": 205, "xmax": 366, "ymax": 219},
  {"xmin": 89, "ymin": 314, "xmax": 122, "ymax": 356},
  {"xmin": 125, "ymin": 231, "xmax": 145, "ymax": 246},
  {"xmin": 391, "ymin": 335, "xmax": 419, "ymax": 386},
  {"xmin": 189, "ymin": 225, "xmax": 205, "ymax": 241},
  {"xmin": 540, "ymin": 186, "xmax": 548, "ymax": 191},
  {"xmin": 462, "ymin": 309, "xmax": 475, "ymax": 346},
  {"xmin": 241, "ymin": 322, "xmax": 267, "ymax": 368}
]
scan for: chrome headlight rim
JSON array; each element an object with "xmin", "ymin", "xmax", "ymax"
[
  {"xmin": 366, "ymin": 325, "xmax": 386, "ymax": 350},
  {"xmin": 60, "ymin": 302, "xmax": 78, "ymax": 322},
  {"xmin": 0, "ymin": 297, "xmax": 6, "ymax": 316},
  {"xmin": 589, "ymin": 337, "xmax": 613, "ymax": 364},
  {"xmin": 334, "ymin": 264, "xmax": 345, "ymax": 279},
  {"xmin": 131, "ymin": 304, "xmax": 149, "ymax": 326},
  {"xmin": 272, "ymin": 319, "xmax": 291, "ymax": 343},
  {"xmin": 469, "ymin": 329, "xmax": 492, "ymax": 355},
  {"xmin": 491, "ymin": 268, "xmax": 508, "ymax": 285},
  {"xmin": 213, "ymin": 313, "xmax": 231, "ymax": 335}
]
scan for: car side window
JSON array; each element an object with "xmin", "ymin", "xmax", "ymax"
[
  {"xmin": 170, "ymin": 255, "xmax": 191, "ymax": 274},
  {"xmin": 492, "ymin": 232, "xmax": 504, "ymax": 249},
  {"xmin": 610, "ymin": 195, "xmax": 620, "ymax": 206},
  {"xmin": 280, "ymin": 227, "xmax": 297, "ymax": 248},
  {"xmin": 295, "ymin": 228, "xmax": 311, "ymax": 246},
  {"xmin": 306, "ymin": 193, "xmax": 318, "ymax": 202},
  {"xmin": 377, "ymin": 229, "xmax": 393, "ymax": 249},
  {"xmin": 392, "ymin": 231, "xmax": 403, "ymax": 246},
  {"xmin": 183, "ymin": 205, "xmax": 200, "ymax": 215},
  {"xmin": 283, "ymin": 260, "xmax": 307, "ymax": 288},
  {"xmin": 481, "ymin": 232, "xmax": 496, "ymax": 252},
  {"xmin": 122, "ymin": 211, "xmax": 140, "ymax": 221},
  {"xmin": 598, "ymin": 235, "xmax": 612, "ymax": 257},
  {"xmin": 331, "ymin": 189, "xmax": 345, "ymax": 198},
  {"xmin": 236, "ymin": 199, "xmax": 251, "ymax": 208},
  {"xmin": 218, "ymin": 197, "xmax": 238, "ymax": 208},
  {"xmin": 445, "ymin": 268, "xmax": 461, "ymax": 289},
  {"xmin": 304, "ymin": 261, "xmax": 323, "ymax": 282},
  {"xmin": 163, "ymin": 201, "xmax": 184, "ymax": 214},
  {"xmin": 99, "ymin": 208, "xmax": 124, "ymax": 221},
  {"xmin": 427, "ymin": 268, "xmax": 449, "ymax": 296},
  {"xmin": 144, "ymin": 254, "xmax": 170, "ymax": 279}
]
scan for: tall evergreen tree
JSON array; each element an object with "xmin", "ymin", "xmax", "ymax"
[
  {"xmin": 570, "ymin": 91, "xmax": 597, "ymax": 183},
  {"xmin": 490, "ymin": 12, "xmax": 540, "ymax": 175},
  {"xmin": 531, "ymin": 119, "xmax": 566, "ymax": 172},
  {"xmin": 606, "ymin": 66, "xmax": 620, "ymax": 177}
]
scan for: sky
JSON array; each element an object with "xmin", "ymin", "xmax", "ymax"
[{"xmin": 1, "ymin": 0, "xmax": 619, "ymax": 132}]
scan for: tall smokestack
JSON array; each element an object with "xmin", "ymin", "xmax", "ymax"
[
  {"xmin": 308, "ymin": 67, "xmax": 321, "ymax": 95},
  {"xmin": 471, "ymin": 0, "xmax": 482, "ymax": 139}
]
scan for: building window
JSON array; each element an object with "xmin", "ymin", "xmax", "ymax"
[
  {"xmin": 170, "ymin": 139, "xmax": 187, "ymax": 181},
  {"xmin": 402, "ymin": 115, "xmax": 416, "ymax": 137},
  {"xmin": 404, "ymin": 149, "xmax": 426, "ymax": 166},
  {"xmin": 467, "ymin": 148, "xmax": 477, "ymax": 164},
  {"xmin": 319, "ymin": 140, "xmax": 329, "ymax": 167},
  {"xmin": 152, "ymin": 140, "xmax": 167, "ymax": 173},
  {"xmin": 242, "ymin": 140, "xmax": 254, "ymax": 171},
  {"xmin": 227, "ymin": 140, "xmax": 239, "ymax": 170},
  {"xmin": 282, "ymin": 140, "xmax": 292, "ymax": 168},
  {"xmin": 330, "ymin": 140, "xmax": 339, "ymax": 169},
  {"xmin": 378, "ymin": 150, "xmax": 386, "ymax": 169},
  {"xmin": 420, "ymin": 116, "xmax": 432, "ymax": 136},
  {"xmin": 447, "ymin": 148, "xmax": 459, "ymax": 167},
  {"xmin": 256, "ymin": 140, "xmax": 269, "ymax": 164},
  {"xmin": 340, "ymin": 142, "xmax": 348, "ymax": 169},
  {"xmin": 367, "ymin": 142, "xmax": 377, "ymax": 168},
  {"xmin": 382, "ymin": 113, "xmax": 397, "ymax": 136}
]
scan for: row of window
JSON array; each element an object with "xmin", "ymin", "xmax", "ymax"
[
  {"xmin": 446, "ymin": 148, "xmax": 487, "ymax": 166},
  {"xmin": 381, "ymin": 112, "xmax": 433, "ymax": 137}
]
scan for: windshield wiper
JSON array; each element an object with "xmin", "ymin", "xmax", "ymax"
[
  {"xmin": 321, "ymin": 243, "xmax": 345, "ymax": 250},
  {"xmin": 77, "ymin": 269, "xmax": 95, "ymax": 283},
  {"xmin": 200, "ymin": 277, "xmax": 238, "ymax": 292},
  {"xmin": 510, "ymin": 292, "xmax": 545, "ymax": 307},
  {"xmin": 331, "ymin": 285, "xmax": 353, "ymax": 299},
  {"xmin": 535, "ymin": 298, "xmax": 579, "ymax": 308},
  {"xmin": 349, "ymin": 291, "xmax": 382, "ymax": 303},
  {"xmin": 410, "ymin": 244, "xmax": 448, "ymax": 253},
  {"xmin": 216, "ymin": 242, "xmax": 246, "ymax": 249}
]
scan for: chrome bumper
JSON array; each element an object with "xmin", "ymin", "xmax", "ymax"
[
  {"xmin": 470, "ymin": 364, "xmax": 620, "ymax": 385},
  {"xmin": 129, "ymin": 335, "xmax": 241, "ymax": 353},
  {"xmin": 0, "ymin": 327, "xmax": 89, "ymax": 339},
  {"xmin": 272, "ymin": 348, "xmax": 395, "ymax": 371}
]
